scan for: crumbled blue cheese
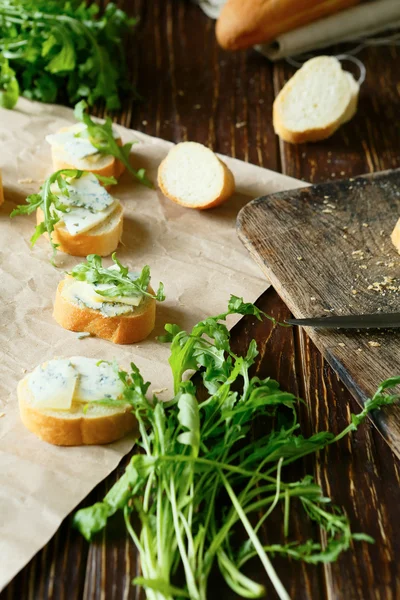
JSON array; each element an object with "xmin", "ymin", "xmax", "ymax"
[
  {"xmin": 70, "ymin": 357, "xmax": 125, "ymax": 402},
  {"xmin": 28, "ymin": 359, "xmax": 78, "ymax": 410}
]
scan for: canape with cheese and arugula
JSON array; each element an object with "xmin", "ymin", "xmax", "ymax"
[
  {"xmin": 46, "ymin": 100, "xmax": 152, "ymax": 188},
  {"xmin": 53, "ymin": 253, "xmax": 165, "ymax": 344},
  {"xmin": 18, "ymin": 357, "xmax": 136, "ymax": 446},
  {"xmin": 11, "ymin": 170, "xmax": 124, "ymax": 258}
]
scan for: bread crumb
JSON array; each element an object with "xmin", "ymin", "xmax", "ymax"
[
  {"xmin": 178, "ymin": 90, "xmax": 185, "ymax": 96},
  {"xmin": 338, "ymin": 343, "xmax": 345, "ymax": 347},
  {"xmin": 142, "ymin": 120, "xmax": 148, "ymax": 126},
  {"xmin": 340, "ymin": 171, "xmax": 345, "ymax": 176},
  {"xmin": 153, "ymin": 387, "xmax": 168, "ymax": 395},
  {"xmin": 310, "ymin": 296, "xmax": 316, "ymax": 301},
  {"xmin": 357, "ymin": 348, "xmax": 363, "ymax": 352},
  {"xmin": 362, "ymin": 223, "xmax": 369, "ymax": 228},
  {"xmin": 322, "ymin": 208, "xmax": 333, "ymax": 214},
  {"xmin": 235, "ymin": 121, "xmax": 246, "ymax": 129},
  {"xmin": 297, "ymin": 256, "xmax": 303, "ymax": 261},
  {"xmin": 351, "ymin": 289, "xmax": 357, "ymax": 295},
  {"xmin": 368, "ymin": 341, "xmax": 381, "ymax": 348},
  {"xmin": 0, "ymin": 412, "xmax": 5, "ymax": 418},
  {"xmin": 343, "ymin": 234, "xmax": 348, "ymax": 239},
  {"xmin": 194, "ymin": 104, "xmax": 201, "ymax": 109}
]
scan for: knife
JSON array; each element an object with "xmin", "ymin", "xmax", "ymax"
[{"xmin": 285, "ymin": 312, "xmax": 400, "ymax": 329}]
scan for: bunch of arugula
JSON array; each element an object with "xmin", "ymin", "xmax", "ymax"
[
  {"xmin": 0, "ymin": 0, "xmax": 135, "ymax": 109},
  {"xmin": 10, "ymin": 169, "xmax": 116, "ymax": 258},
  {"xmin": 0, "ymin": 54, "xmax": 19, "ymax": 109},
  {"xmin": 69, "ymin": 253, "xmax": 166, "ymax": 303},
  {"xmin": 74, "ymin": 296, "xmax": 400, "ymax": 600},
  {"xmin": 74, "ymin": 100, "xmax": 153, "ymax": 188}
]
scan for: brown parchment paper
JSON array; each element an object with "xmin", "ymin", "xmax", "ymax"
[{"xmin": 0, "ymin": 98, "xmax": 303, "ymax": 591}]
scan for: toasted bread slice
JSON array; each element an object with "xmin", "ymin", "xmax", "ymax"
[
  {"xmin": 391, "ymin": 218, "xmax": 400, "ymax": 254},
  {"xmin": 18, "ymin": 377, "xmax": 136, "ymax": 446},
  {"xmin": 36, "ymin": 203, "xmax": 123, "ymax": 257},
  {"xmin": 50, "ymin": 125, "xmax": 125, "ymax": 181},
  {"xmin": 273, "ymin": 56, "xmax": 359, "ymax": 144},
  {"xmin": 53, "ymin": 279, "xmax": 156, "ymax": 344},
  {"xmin": 158, "ymin": 142, "xmax": 235, "ymax": 210}
]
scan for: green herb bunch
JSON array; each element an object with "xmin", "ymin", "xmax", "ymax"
[
  {"xmin": 10, "ymin": 169, "xmax": 116, "ymax": 257},
  {"xmin": 74, "ymin": 296, "xmax": 400, "ymax": 600},
  {"xmin": 69, "ymin": 253, "xmax": 166, "ymax": 302},
  {"xmin": 0, "ymin": 0, "xmax": 135, "ymax": 109},
  {"xmin": 0, "ymin": 53, "xmax": 19, "ymax": 108},
  {"xmin": 74, "ymin": 100, "xmax": 153, "ymax": 188}
]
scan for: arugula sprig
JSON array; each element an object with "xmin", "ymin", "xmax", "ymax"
[
  {"xmin": 69, "ymin": 253, "xmax": 166, "ymax": 302},
  {"xmin": 10, "ymin": 169, "xmax": 116, "ymax": 258},
  {"xmin": 0, "ymin": 54, "xmax": 19, "ymax": 109},
  {"xmin": 74, "ymin": 295, "xmax": 400, "ymax": 600},
  {"xmin": 74, "ymin": 100, "xmax": 153, "ymax": 188}
]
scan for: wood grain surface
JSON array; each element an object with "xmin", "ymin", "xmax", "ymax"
[
  {"xmin": 1, "ymin": 0, "xmax": 400, "ymax": 599},
  {"xmin": 237, "ymin": 169, "xmax": 400, "ymax": 458}
]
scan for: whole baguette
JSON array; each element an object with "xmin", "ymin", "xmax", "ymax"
[
  {"xmin": 18, "ymin": 377, "xmax": 136, "ymax": 446},
  {"xmin": 36, "ymin": 203, "xmax": 123, "ymax": 257},
  {"xmin": 53, "ymin": 279, "xmax": 156, "ymax": 344},
  {"xmin": 216, "ymin": 0, "xmax": 361, "ymax": 50}
]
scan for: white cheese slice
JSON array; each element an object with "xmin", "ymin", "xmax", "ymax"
[
  {"xmin": 46, "ymin": 123, "xmax": 98, "ymax": 160},
  {"xmin": 61, "ymin": 279, "xmax": 142, "ymax": 313},
  {"xmin": 28, "ymin": 359, "xmax": 78, "ymax": 410},
  {"xmin": 46, "ymin": 123, "xmax": 120, "ymax": 161},
  {"xmin": 55, "ymin": 173, "xmax": 115, "ymax": 212},
  {"xmin": 70, "ymin": 357, "xmax": 125, "ymax": 402},
  {"xmin": 57, "ymin": 199, "xmax": 120, "ymax": 235}
]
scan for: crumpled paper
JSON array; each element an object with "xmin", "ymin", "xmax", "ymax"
[{"xmin": 0, "ymin": 98, "xmax": 302, "ymax": 591}]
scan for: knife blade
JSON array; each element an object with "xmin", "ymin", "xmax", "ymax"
[{"xmin": 285, "ymin": 313, "xmax": 400, "ymax": 329}]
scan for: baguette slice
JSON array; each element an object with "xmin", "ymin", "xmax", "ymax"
[
  {"xmin": 273, "ymin": 56, "xmax": 359, "ymax": 144},
  {"xmin": 36, "ymin": 203, "xmax": 123, "ymax": 257},
  {"xmin": 216, "ymin": 0, "xmax": 360, "ymax": 50},
  {"xmin": 50, "ymin": 125, "xmax": 125, "ymax": 181},
  {"xmin": 158, "ymin": 142, "xmax": 235, "ymax": 210},
  {"xmin": 18, "ymin": 377, "xmax": 136, "ymax": 446},
  {"xmin": 53, "ymin": 279, "xmax": 156, "ymax": 344},
  {"xmin": 391, "ymin": 218, "xmax": 400, "ymax": 254}
]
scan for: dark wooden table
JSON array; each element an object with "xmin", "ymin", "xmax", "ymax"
[{"xmin": 2, "ymin": 1, "xmax": 400, "ymax": 599}]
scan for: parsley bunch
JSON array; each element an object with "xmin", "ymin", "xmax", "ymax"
[
  {"xmin": 74, "ymin": 296, "xmax": 400, "ymax": 600},
  {"xmin": 69, "ymin": 253, "xmax": 166, "ymax": 302},
  {"xmin": 10, "ymin": 169, "xmax": 116, "ymax": 257},
  {"xmin": 74, "ymin": 100, "xmax": 153, "ymax": 188},
  {"xmin": 0, "ymin": 1, "xmax": 135, "ymax": 109}
]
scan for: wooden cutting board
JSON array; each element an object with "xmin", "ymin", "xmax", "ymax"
[{"xmin": 237, "ymin": 168, "xmax": 400, "ymax": 458}]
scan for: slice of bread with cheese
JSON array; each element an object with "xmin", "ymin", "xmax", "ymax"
[
  {"xmin": 158, "ymin": 141, "xmax": 235, "ymax": 210},
  {"xmin": 391, "ymin": 218, "xmax": 400, "ymax": 254},
  {"xmin": 54, "ymin": 278, "xmax": 156, "ymax": 344},
  {"xmin": 18, "ymin": 357, "xmax": 136, "ymax": 446},
  {"xmin": 273, "ymin": 56, "xmax": 360, "ymax": 144},
  {"xmin": 46, "ymin": 123, "xmax": 125, "ymax": 181},
  {"xmin": 37, "ymin": 173, "xmax": 123, "ymax": 256}
]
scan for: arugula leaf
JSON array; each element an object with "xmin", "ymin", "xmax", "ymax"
[
  {"xmin": 68, "ymin": 253, "xmax": 165, "ymax": 303},
  {"xmin": 0, "ymin": 53, "xmax": 19, "ymax": 109},
  {"xmin": 0, "ymin": 1, "xmax": 136, "ymax": 109},
  {"xmin": 10, "ymin": 169, "xmax": 117, "ymax": 259},
  {"xmin": 74, "ymin": 100, "xmax": 153, "ymax": 188}
]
